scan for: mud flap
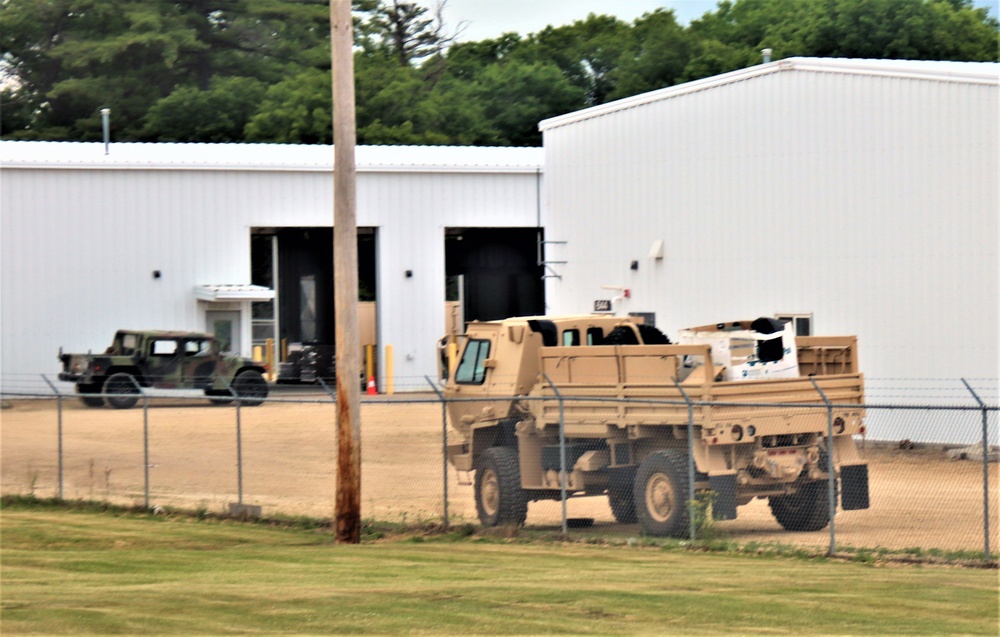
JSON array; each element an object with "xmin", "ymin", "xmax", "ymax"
[
  {"xmin": 709, "ymin": 474, "xmax": 738, "ymax": 520},
  {"xmin": 840, "ymin": 463, "xmax": 870, "ymax": 510}
]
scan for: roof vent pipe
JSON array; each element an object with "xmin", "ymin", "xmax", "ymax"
[
  {"xmin": 761, "ymin": 48, "xmax": 772, "ymax": 64},
  {"xmin": 101, "ymin": 108, "xmax": 110, "ymax": 155}
]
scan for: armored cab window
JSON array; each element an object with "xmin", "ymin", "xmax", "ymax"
[
  {"xmin": 151, "ymin": 340, "xmax": 178, "ymax": 357},
  {"xmin": 455, "ymin": 339, "xmax": 491, "ymax": 384},
  {"xmin": 586, "ymin": 328, "xmax": 604, "ymax": 345},
  {"xmin": 562, "ymin": 329, "xmax": 581, "ymax": 346}
]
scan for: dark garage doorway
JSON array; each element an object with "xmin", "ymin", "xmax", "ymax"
[
  {"xmin": 251, "ymin": 227, "xmax": 376, "ymax": 347},
  {"xmin": 445, "ymin": 228, "xmax": 545, "ymax": 322}
]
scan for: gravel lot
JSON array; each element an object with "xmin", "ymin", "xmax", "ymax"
[{"xmin": 2, "ymin": 396, "xmax": 996, "ymax": 552}]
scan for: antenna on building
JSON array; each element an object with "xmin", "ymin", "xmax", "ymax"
[{"xmin": 101, "ymin": 108, "xmax": 111, "ymax": 155}]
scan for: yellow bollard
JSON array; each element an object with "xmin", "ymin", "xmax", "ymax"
[
  {"xmin": 281, "ymin": 338, "xmax": 288, "ymax": 361},
  {"xmin": 265, "ymin": 338, "xmax": 275, "ymax": 381},
  {"xmin": 253, "ymin": 345, "xmax": 263, "ymax": 361},
  {"xmin": 385, "ymin": 344, "xmax": 394, "ymax": 395},
  {"xmin": 365, "ymin": 344, "xmax": 374, "ymax": 383}
]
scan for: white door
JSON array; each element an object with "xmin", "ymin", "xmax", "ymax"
[{"xmin": 207, "ymin": 310, "xmax": 241, "ymax": 354}]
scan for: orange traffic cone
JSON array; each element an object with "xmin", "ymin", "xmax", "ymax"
[{"xmin": 366, "ymin": 375, "xmax": 377, "ymax": 395}]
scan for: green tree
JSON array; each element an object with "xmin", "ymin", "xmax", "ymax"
[
  {"xmin": 244, "ymin": 68, "xmax": 331, "ymax": 144},
  {"xmin": 2, "ymin": 0, "xmax": 995, "ymax": 144},
  {"xmin": 607, "ymin": 9, "xmax": 693, "ymax": 100},
  {"xmin": 470, "ymin": 60, "xmax": 585, "ymax": 146},
  {"xmin": 520, "ymin": 14, "xmax": 635, "ymax": 107},
  {"xmin": 686, "ymin": 0, "xmax": 998, "ymax": 64},
  {"xmin": 143, "ymin": 76, "xmax": 267, "ymax": 142},
  {"xmin": 0, "ymin": 0, "xmax": 329, "ymax": 141},
  {"xmin": 360, "ymin": 0, "xmax": 444, "ymax": 66}
]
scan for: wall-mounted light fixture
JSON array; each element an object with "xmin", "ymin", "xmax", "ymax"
[
  {"xmin": 405, "ymin": 270, "xmax": 413, "ymax": 278},
  {"xmin": 152, "ymin": 270, "xmax": 162, "ymax": 279},
  {"xmin": 630, "ymin": 260, "xmax": 639, "ymax": 271},
  {"xmin": 649, "ymin": 239, "xmax": 664, "ymax": 260}
]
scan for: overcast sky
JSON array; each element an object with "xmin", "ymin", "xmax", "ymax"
[{"xmin": 442, "ymin": 0, "xmax": 999, "ymax": 43}]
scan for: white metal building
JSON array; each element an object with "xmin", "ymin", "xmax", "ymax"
[
  {"xmin": 3, "ymin": 57, "xmax": 997, "ymax": 432},
  {"xmin": 0, "ymin": 142, "xmax": 544, "ymax": 390},
  {"xmin": 540, "ymin": 58, "xmax": 998, "ymax": 415}
]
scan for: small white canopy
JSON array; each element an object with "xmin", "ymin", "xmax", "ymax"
[{"xmin": 194, "ymin": 284, "xmax": 275, "ymax": 302}]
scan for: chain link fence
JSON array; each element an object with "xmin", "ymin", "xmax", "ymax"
[{"xmin": 1, "ymin": 374, "xmax": 996, "ymax": 562}]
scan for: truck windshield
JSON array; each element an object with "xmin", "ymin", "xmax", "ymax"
[{"xmin": 455, "ymin": 339, "xmax": 490, "ymax": 384}]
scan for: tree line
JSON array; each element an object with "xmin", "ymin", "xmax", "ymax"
[{"xmin": 1, "ymin": 0, "xmax": 996, "ymax": 146}]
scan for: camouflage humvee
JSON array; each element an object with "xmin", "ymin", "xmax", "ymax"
[{"xmin": 58, "ymin": 330, "xmax": 268, "ymax": 408}]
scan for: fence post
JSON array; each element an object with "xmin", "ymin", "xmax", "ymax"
[
  {"xmin": 224, "ymin": 379, "xmax": 243, "ymax": 505},
  {"xmin": 131, "ymin": 375, "xmax": 151, "ymax": 509},
  {"xmin": 542, "ymin": 372, "xmax": 568, "ymax": 535},
  {"xmin": 40, "ymin": 375, "xmax": 64, "ymax": 499},
  {"xmin": 671, "ymin": 379, "xmax": 697, "ymax": 542},
  {"xmin": 810, "ymin": 378, "xmax": 836, "ymax": 556},
  {"xmin": 425, "ymin": 376, "xmax": 449, "ymax": 530},
  {"xmin": 961, "ymin": 379, "xmax": 991, "ymax": 562}
]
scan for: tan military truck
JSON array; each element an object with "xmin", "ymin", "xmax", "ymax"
[{"xmin": 442, "ymin": 316, "xmax": 869, "ymax": 537}]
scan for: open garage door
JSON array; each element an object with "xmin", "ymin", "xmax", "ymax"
[{"xmin": 446, "ymin": 228, "xmax": 545, "ymax": 322}]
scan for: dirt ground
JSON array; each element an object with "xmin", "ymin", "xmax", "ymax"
[{"xmin": 2, "ymin": 396, "xmax": 997, "ymax": 553}]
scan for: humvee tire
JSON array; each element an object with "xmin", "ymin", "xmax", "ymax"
[
  {"xmin": 76, "ymin": 382, "xmax": 105, "ymax": 408},
  {"xmin": 205, "ymin": 389, "xmax": 233, "ymax": 406},
  {"xmin": 103, "ymin": 372, "xmax": 140, "ymax": 409},
  {"xmin": 474, "ymin": 447, "xmax": 527, "ymax": 527},
  {"xmin": 232, "ymin": 370, "xmax": 268, "ymax": 406},
  {"xmin": 768, "ymin": 480, "xmax": 832, "ymax": 532},
  {"xmin": 634, "ymin": 450, "xmax": 690, "ymax": 537}
]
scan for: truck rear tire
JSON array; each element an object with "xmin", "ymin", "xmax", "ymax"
[
  {"xmin": 103, "ymin": 373, "xmax": 140, "ymax": 409},
  {"xmin": 474, "ymin": 447, "xmax": 527, "ymax": 527},
  {"xmin": 634, "ymin": 450, "xmax": 690, "ymax": 537},
  {"xmin": 233, "ymin": 370, "xmax": 268, "ymax": 406},
  {"xmin": 76, "ymin": 383, "xmax": 105, "ymax": 408},
  {"xmin": 768, "ymin": 480, "xmax": 832, "ymax": 532}
]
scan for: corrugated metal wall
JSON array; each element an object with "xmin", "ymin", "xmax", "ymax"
[
  {"xmin": 542, "ymin": 68, "xmax": 998, "ymax": 387},
  {"xmin": 0, "ymin": 161, "xmax": 541, "ymax": 387}
]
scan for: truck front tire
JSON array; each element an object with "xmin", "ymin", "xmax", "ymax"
[
  {"xmin": 634, "ymin": 450, "xmax": 691, "ymax": 537},
  {"xmin": 474, "ymin": 447, "xmax": 527, "ymax": 527}
]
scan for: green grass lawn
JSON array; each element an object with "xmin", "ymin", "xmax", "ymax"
[{"xmin": 1, "ymin": 501, "xmax": 997, "ymax": 635}]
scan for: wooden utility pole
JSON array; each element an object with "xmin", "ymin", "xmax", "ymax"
[{"xmin": 330, "ymin": 0, "xmax": 362, "ymax": 544}]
